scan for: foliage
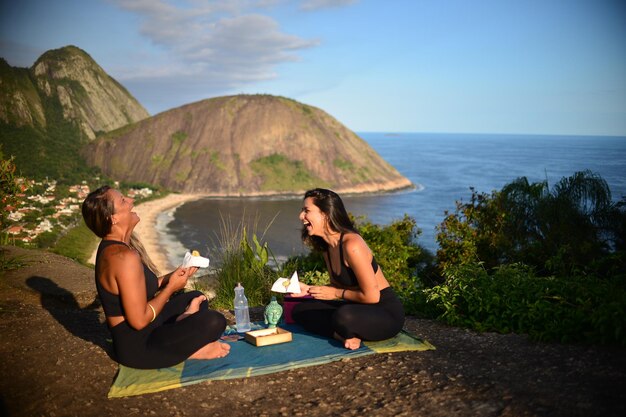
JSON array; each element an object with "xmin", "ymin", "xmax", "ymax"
[
  {"xmin": 425, "ymin": 262, "xmax": 626, "ymax": 345},
  {"xmin": 0, "ymin": 148, "xmax": 22, "ymax": 229},
  {"xmin": 283, "ymin": 214, "xmax": 435, "ymax": 315},
  {"xmin": 51, "ymin": 220, "xmax": 99, "ymax": 265},
  {"xmin": 333, "ymin": 158, "xmax": 354, "ymax": 171},
  {"xmin": 34, "ymin": 230, "xmax": 59, "ymax": 249},
  {"xmin": 0, "ymin": 60, "xmax": 104, "ymax": 183},
  {"xmin": 171, "ymin": 131, "xmax": 188, "ymax": 144},
  {"xmin": 250, "ymin": 153, "xmax": 327, "ymax": 192},
  {"xmin": 208, "ymin": 218, "xmax": 279, "ymax": 309},
  {"xmin": 0, "ymin": 98, "xmax": 98, "ymax": 184},
  {"xmin": 436, "ymin": 170, "xmax": 626, "ymax": 278},
  {"xmin": 357, "ymin": 214, "xmax": 435, "ymax": 315},
  {"xmin": 428, "ymin": 170, "xmax": 626, "ymax": 346},
  {"xmin": 0, "ymin": 248, "xmax": 29, "ymax": 273},
  {"xmin": 282, "ymin": 250, "xmax": 330, "ymax": 286}
]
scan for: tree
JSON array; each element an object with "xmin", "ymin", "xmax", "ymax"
[
  {"xmin": 437, "ymin": 170, "xmax": 625, "ymax": 277},
  {"xmin": 0, "ymin": 146, "xmax": 23, "ymax": 231}
]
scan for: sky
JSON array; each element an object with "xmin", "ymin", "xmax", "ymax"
[{"xmin": 1, "ymin": 0, "xmax": 625, "ymax": 136}]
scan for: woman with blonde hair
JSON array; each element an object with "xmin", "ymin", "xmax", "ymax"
[{"xmin": 82, "ymin": 185, "xmax": 229, "ymax": 369}]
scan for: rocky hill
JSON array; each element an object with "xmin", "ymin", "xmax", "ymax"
[
  {"xmin": 1, "ymin": 45, "xmax": 148, "ymax": 139},
  {"xmin": 2, "ymin": 46, "xmax": 411, "ymax": 196},
  {"xmin": 0, "ymin": 46, "xmax": 148, "ymax": 179},
  {"xmin": 84, "ymin": 95, "xmax": 413, "ymax": 195}
]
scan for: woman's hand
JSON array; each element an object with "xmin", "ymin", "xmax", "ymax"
[
  {"xmin": 167, "ymin": 266, "xmax": 198, "ymax": 292},
  {"xmin": 289, "ymin": 282, "xmax": 311, "ymax": 297},
  {"xmin": 307, "ymin": 285, "xmax": 339, "ymax": 300}
]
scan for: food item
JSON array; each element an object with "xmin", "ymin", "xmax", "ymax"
[{"xmin": 192, "ymin": 250, "xmax": 200, "ymax": 257}]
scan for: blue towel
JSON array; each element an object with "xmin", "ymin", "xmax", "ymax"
[{"xmin": 108, "ymin": 323, "xmax": 435, "ymax": 398}]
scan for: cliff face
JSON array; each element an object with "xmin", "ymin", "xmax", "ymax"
[
  {"xmin": 0, "ymin": 58, "xmax": 46, "ymax": 129},
  {"xmin": 0, "ymin": 45, "xmax": 149, "ymax": 140},
  {"xmin": 84, "ymin": 95, "xmax": 413, "ymax": 195}
]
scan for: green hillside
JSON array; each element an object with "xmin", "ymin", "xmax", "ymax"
[
  {"xmin": 0, "ymin": 46, "xmax": 149, "ymax": 182},
  {"xmin": 0, "ymin": 113, "xmax": 95, "ymax": 183}
]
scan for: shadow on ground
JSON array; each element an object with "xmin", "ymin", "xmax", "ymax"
[{"xmin": 26, "ymin": 276, "xmax": 115, "ymax": 360}]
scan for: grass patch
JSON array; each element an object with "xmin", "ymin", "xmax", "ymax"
[
  {"xmin": 251, "ymin": 153, "xmax": 326, "ymax": 192},
  {"xmin": 51, "ymin": 220, "xmax": 99, "ymax": 266},
  {"xmin": 171, "ymin": 130, "xmax": 188, "ymax": 144},
  {"xmin": 333, "ymin": 158, "xmax": 354, "ymax": 171},
  {"xmin": 196, "ymin": 215, "xmax": 279, "ymax": 309},
  {"xmin": 0, "ymin": 248, "xmax": 29, "ymax": 273}
]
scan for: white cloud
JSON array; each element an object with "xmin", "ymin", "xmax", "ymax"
[
  {"xmin": 110, "ymin": 0, "xmax": 317, "ymax": 85},
  {"xmin": 299, "ymin": 0, "xmax": 358, "ymax": 11}
]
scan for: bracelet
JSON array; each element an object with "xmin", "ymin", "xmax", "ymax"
[
  {"xmin": 341, "ymin": 289, "xmax": 346, "ymax": 300},
  {"xmin": 148, "ymin": 303, "xmax": 156, "ymax": 322}
]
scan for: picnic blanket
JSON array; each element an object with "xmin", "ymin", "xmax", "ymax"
[{"xmin": 108, "ymin": 323, "xmax": 435, "ymax": 398}]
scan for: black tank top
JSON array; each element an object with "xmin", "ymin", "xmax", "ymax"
[
  {"xmin": 95, "ymin": 240, "xmax": 159, "ymax": 317},
  {"xmin": 329, "ymin": 233, "xmax": 379, "ymax": 287}
]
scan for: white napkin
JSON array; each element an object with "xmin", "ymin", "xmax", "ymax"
[
  {"xmin": 182, "ymin": 251, "xmax": 210, "ymax": 268},
  {"xmin": 271, "ymin": 271, "xmax": 301, "ymax": 294}
]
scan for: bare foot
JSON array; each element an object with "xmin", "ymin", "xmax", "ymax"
[
  {"xmin": 333, "ymin": 332, "xmax": 362, "ymax": 350},
  {"xmin": 176, "ymin": 295, "xmax": 206, "ymax": 321},
  {"xmin": 344, "ymin": 337, "xmax": 362, "ymax": 350},
  {"xmin": 189, "ymin": 341, "xmax": 231, "ymax": 360}
]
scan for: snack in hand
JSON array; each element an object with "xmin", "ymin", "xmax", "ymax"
[
  {"xmin": 182, "ymin": 250, "xmax": 210, "ymax": 268},
  {"xmin": 271, "ymin": 271, "xmax": 301, "ymax": 294}
]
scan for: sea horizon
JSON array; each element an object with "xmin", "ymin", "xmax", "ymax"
[{"xmin": 159, "ymin": 132, "xmax": 626, "ymax": 268}]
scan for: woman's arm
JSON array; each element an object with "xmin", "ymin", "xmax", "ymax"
[
  {"xmin": 307, "ymin": 235, "xmax": 381, "ymax": 303},
  {"xmin": 338, "ymin": 235, "xmax": 381, "ymax": 303},
  {"xmin": 114, "ymin": 248, "xmax": 190, "ymax": 330}
]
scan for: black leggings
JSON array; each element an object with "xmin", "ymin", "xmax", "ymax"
[
  {"xmin": 110, "ymin": 291, "xmax": 226, "ymax": 369},
  {"xmin": 292, "ymin": 287, "xmax": 405, "ymax": 341}
]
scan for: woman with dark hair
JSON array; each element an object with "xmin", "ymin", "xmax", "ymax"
[
  {"xmin": 82, "ymin": 186, "xmax": 230, "ymax": 369},
  {"xmin": 291, "ymin": 188, "xmax": 405, "ymax": 350}
]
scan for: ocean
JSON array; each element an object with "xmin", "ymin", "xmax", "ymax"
[{"xmin": 158, "ymin": 133, "xmax": 626, "ymax": 267}]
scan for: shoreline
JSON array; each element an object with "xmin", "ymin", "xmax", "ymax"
[
  {"xmin": 87, "ymin": 193, "xmax": 207, "ymax": 274},
  {"xmin": 86, "ymin": 179, "xmax": 414, "ymax": 273}
]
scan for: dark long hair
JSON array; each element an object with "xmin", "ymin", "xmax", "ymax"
[
  {"xmin": 301, "ymin": 188, "xmax": 359, "ymax": 252},
  {"xmin": 82, "ymin": 185, "xmax": 160, "ymax": 275},
  {"xmin": 82, "ymin": 185, "xmax": 114, "ymax": 238}
]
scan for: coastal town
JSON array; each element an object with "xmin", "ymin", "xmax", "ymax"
[{"xmin": 3, "ymin": 178, "xmax": 154, "ymax": 246}]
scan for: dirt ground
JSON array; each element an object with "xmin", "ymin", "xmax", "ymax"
[{"xmin": 1, "ymin": 245, "xmax": 625, "ymax": 417}]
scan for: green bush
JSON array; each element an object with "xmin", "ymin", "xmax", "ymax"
[
  {"xmin": 425, "ymin": 262, "xmax": 626, "ymax": 345},
  {"xmin": 0, "ymin": 149, "xmax": 22, "ymax": 230},
  {"xmin": 282, "ymin": 250, "xmax": 326, "ymax": 281},
  {"xmin": 427, "ymin": 170, "xmax": 626, "ymax": 345},
  {"xmin": 357, "ymin": 215, "xmax": 435, "ymax": 314},
  {"xmin": 436, "ymin": 171, "xmax": 626, "ymax": 278}
]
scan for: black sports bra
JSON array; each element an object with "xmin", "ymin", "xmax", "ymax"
[
  {"xmin": 329, "ymin": 233, "xmax": 379, "ymax": 287},
  {"xmin": 95, "ymin": 240, "xmax": 159, "ymax": 317}
]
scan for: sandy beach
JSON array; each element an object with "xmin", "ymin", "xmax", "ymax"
[{"xmin": 87, "ymin": 193, "xmax": 205, "ymax": 274}]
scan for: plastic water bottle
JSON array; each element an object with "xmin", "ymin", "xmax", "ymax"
[{"xmin": 234, "ymin": 282, "xmax": 251, "ymax": 332}]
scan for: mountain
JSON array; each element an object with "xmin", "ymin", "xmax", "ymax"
[
  {"xmin": 2, "ymin": 46, "xmax": 411, "ymax": 196},
  {"xmin": 84, "ymin": 94, "xmax": 413, "ymax": 195},
  {"xmin": 0, "ymin": 45, "xmax": 148, "ymax": 179}
]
